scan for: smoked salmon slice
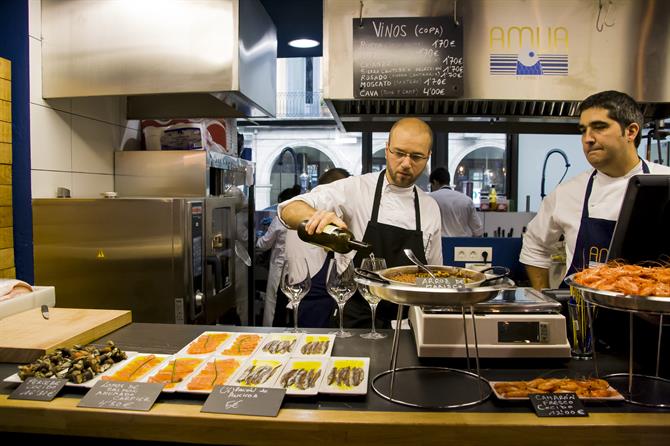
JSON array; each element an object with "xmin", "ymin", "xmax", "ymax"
[
  {"xmin": 220, "ymin": 334, "xmax": 262, "ymax": 356},
  {"xmin": 186, "ymin": 333, "xmax": 231, "ymax": 355},
  {"xmin": 101, "ymin": 355, "xmax": 164, "ymax": 382},
  {"xmin": 186, "ymin": 358, "xmax": 241, "ymax": 391},
  {"xmin": 147, "ymin": 357, "xmax": 203, "ymax": 389}
]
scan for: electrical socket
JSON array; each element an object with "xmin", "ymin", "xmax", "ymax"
[{"xmin": 454, "ymin": 247, "xmax": 493, "ymax": 262}]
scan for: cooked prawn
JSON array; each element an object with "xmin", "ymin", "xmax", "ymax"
[{"xmin": 573, "ymin": 261, "xmax": 670, "ymax": 297}]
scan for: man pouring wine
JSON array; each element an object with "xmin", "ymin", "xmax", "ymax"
[{"xmin": 279, "ymin": 117, "xmax": 442, "ymax": 328}]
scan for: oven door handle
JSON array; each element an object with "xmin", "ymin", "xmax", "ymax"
[{"xmin": 206, "ymin": 255, "xmax": 223, "ymax": 292}]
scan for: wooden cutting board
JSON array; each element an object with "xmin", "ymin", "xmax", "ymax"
[{"xmin": 0, "ymin": 307, "xmax": 132, "ymax": 363}]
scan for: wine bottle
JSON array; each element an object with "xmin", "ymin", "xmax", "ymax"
[{"xmin": 297, "ymin": 220, "xmax": 372, "ymax": 254}]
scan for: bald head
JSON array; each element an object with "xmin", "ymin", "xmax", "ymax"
[{"xmin": 389, "ymin": 118, "xmax": 433, "ymax": 151}]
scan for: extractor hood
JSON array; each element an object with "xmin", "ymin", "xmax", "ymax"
[
  {"xmin": 41, "ymin": 0, "xmax": 276, "ymax": 119},
  {"xmin": 323, "ymin": 0, "xmax": 670, "ymax": 133}
]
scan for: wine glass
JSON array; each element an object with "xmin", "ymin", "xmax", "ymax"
[
  {"xmin": 326, "ymin": 258, "xmax": 357, "ymax": 338},
  {"xmin": 358, "ymin": 256, "xmax": 387, "ymax": 339},
  {"xmin": 279, "ymin": 258, "xmax": 311, "ymax": 333}
]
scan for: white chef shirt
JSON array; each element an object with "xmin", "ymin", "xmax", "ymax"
[
  {"xmin": 429, "ymin": 187, "xmax": 484, "ymax": 237},
  {"xmin": 520, "ymin": 161, "xmax": 670, "ymax": 271},
  {"xmin": 278, "ymin": 171, "xmax": 443, "ymax": 265},
  {"xmin": 256, "ymin": 216, "xmax": 287, "ymax": 326}
]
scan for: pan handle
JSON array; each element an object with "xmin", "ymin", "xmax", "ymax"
[
  {"xmin": 478, "ymin": 266, "xmax": 510, "ymax": 287},
  {"xmin": 355, "ymin": 268, "xmax": 390, "ymax": 285}
]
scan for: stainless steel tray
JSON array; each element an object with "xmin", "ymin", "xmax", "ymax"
[
  {"xmin": 354, "ymin": 275, "xmax": 511, "ymax": 307},
  {"xmin": 565, "ymin": 274, "xmax": 670, "ymax": 314}
]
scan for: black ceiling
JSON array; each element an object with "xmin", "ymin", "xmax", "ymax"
[{"xmin": 259, "ymin": 0, "xmax": 323, "ymax": 58}]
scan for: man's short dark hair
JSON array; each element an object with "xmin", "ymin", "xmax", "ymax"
[
  {"xmin": 318, "ymin": 167, "xmax": 350, "ymax": 185},
  {"xmin": 578, "ymin": 90, "xmax": 644, "ymax": 147},
  {"xmin": 278, "ymin": 185, "xmax": 300, "ymax": 203},
  {"xmin": 429, "ymin": 167, "xmax": 450, "ymax": 185}
]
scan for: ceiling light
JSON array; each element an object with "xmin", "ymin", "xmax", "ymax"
[{"xmin": 288, "ymin": 38, "xmax": 320, "ymax": 48}]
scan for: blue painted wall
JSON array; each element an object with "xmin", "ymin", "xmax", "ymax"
[{"xmin": 0, "ymin": 0, "xmax": 33, "ymax": 283}]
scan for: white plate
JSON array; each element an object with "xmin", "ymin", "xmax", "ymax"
[
  {"xmin": 141, "ymin": 354, "xmax": 207, "ymax": 393},
  {"xmin": 97, "ymin": 353, "xmax": 170, "ymax": 383},
  {"xmin": 229, "ymin": 356, "xmax": 287, "ymax": 388},
  {"xmin": 293, "ymin": 334, "xmax": 335, "ymax": 357},
  {"xmin": 216, "ymin": 332, "xmax": 267, "ymax": 357},
  {"xmin": 2, "ymin": 351, "xmax": 139, "ymax": 389},
  {"xmin": 489, "ymin": 381, "xmax": 625, "ymax": 401},
  {"xmin": 319, "ymin": 357, "xmax": 370, "ymax": 395},
  {"xmin": 276, "ymin": 356, "xmax": 328, "ymax": 396},
  {"xmin": 177, "ymin": 331, "xmax": 236, "ymax": 357},
  {"xmin": 177, "ymin": 355, "xmax": 249, "ymax": 394},
  {"xmin": 256, "ymin": 333, "xmax": 304, "ymax": 357}
]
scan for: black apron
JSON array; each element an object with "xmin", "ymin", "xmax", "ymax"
[
  {"xmin": 565, "ymin": 160, "xmax": 650, "ymax": 351},
  {"xmin": 342, "ymin": 170, "xmax": 427, "ymax": 329},
  {"xmin": 298, "ymin": 251, "xmax": 336, "ymax": 328}
]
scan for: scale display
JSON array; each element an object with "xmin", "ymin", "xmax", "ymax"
[{"xmin": 498, "ymin": 321, "xmax": 549, "ymax": 344}]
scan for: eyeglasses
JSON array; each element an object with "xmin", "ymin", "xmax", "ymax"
[{"xmin": 387, "ymin": 147, "xmax": 429, "ymax": 163}]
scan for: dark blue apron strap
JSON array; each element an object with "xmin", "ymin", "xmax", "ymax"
[
  {"xmin": 581, "ymin": 170, "xmax": 598, "ymax": 219},
  {"xmin": 641, "ymin": 158, "xmax": 650, "ymax": 173}
]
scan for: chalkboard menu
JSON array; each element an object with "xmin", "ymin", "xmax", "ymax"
[
  {"xmin": 529, "ymin": 393, "xmax": 588, "ymax": 417},
  {"xmin": 9, "ymin": 378, "xmax": 67, "ymax": 401},
  {"xmin": 78, "ymin": 380, "xmax": 164, "ymax": 411},
  {"xmin": 201, "ymin": 385, "xmax": 286, "ymax": 417},
  {"xmin": 353, "ymin": 17, "xmax": 463, "ymax": 99}
]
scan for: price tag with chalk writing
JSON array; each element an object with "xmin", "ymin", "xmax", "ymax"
[
  {"xmin": 77, "ymin": 380, "xmax": 164, "ymax": 411},
  {"xmin": 529, "ymin": 393, "xmax": 588, "ymax": 417},
  {"xmin": 9, "ymin": 377, "xmax": 67, "ymax": 401},
  {"xmin": 201, "ymin": 385, "xmax": 286, "ymax": 417}
]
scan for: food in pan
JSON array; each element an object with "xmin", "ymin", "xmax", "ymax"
[
  {"xmin": 280, "ymin": 362, "xmax": 323, "ymax": 390},
  {"xmin": 262, "ymin": 339, "xmax": 297, "ymax": 355},
  {"xmin": 573, "ymin": 262, "xmax": 670, "ymax": 297},
  {"xmin": 236, "ymin": 360, "xmax": 283, "ymax": 386},
  {"xmin": 220, "ymin": 334, "xmax": 262, "ymax": 356},
  {"xmin": 300, "ymin": 339, "xmax": 330, "ymax": 355},
  {"xmin": 387, "ymin": 270, "xmax": 474, "ymax": 285},
  {"xmin": 101, "ymin": 354, "xmax": 164, "ymax": 382},
  {"xmin": 327, "ymin": 365, "xmax": 365, "ymax": 388},
  {"xmin": 17, "ymin": 341, "xmax": 127, "ymax": 384},
  {"xmin": 147, "ymin": 357, "xmax": 203, "ymax": 389},
  {"xmin": 186, "ymin": 358, "xmax": 242, "ymax": 391},
  {"xmin": 493, "ymin": 378, "xmax": 620, "ymax": 398},
  {"xmin": 186, "ymin": 332, "xmax": 231, "ymax": 355}
]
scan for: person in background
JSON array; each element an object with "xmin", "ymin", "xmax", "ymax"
[
  {"xmin": 279, "ymin": 117, "xmax": 442, "ymax": 328},
  {"xmin": 256, "ymin": 186, "xmax": 301, "ymax": 326},
  {"xmin": 283, "ymin": 168, "xmax": 351, "ymax": 328},
  {"xmin": 429, "ymin": 167, "xmax": 483, "ymax": 237},
  {"xmin": 521, "ymin": 90, "xmax": 670, "ymax": 289}
]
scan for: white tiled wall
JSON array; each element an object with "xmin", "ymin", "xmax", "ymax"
[{"xmin": 28, "ymin": 0, "xmax": 140, "ymax": 198}]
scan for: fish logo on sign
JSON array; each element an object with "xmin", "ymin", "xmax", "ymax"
[{"xmin": 489, "ymin": 26, "xmax": 569, "ymax": 76}]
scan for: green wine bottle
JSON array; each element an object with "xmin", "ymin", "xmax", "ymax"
[{"xmin": 297, "ymin": 220, "xmax": 372, "ymax": 254}]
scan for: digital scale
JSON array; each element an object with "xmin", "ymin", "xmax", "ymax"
[{"xmin": 409, "ymin": 287, "xmax": 571, "ymax": 358}]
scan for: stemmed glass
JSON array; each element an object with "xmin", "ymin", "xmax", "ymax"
[
  {"xmin": 326, "ymin": 258, "xmax": 357, "ymax": 338},
  {"xmin": 279, "ymin": 258, "xmax": 311, "ymax": 333},
  {"xmin": 358, "ymin": 256, "xmax": 387, "ymax": 339}
]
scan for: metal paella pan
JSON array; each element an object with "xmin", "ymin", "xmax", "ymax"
[
  {"xmin": 354, "ymin": 265, "xmax": 512, "ymax": 307},
  {"xmin": 565, "ymin": 274, "xmax": 670, "ymax": 314}
]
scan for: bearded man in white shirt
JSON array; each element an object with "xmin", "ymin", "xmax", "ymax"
[
  {"xmin": 521, "ymin": 90, "xmax": 670, "ymax": 290},
  {"xmin": 279, "ymin": 117, "xmax": 442, "ymax": 328}
]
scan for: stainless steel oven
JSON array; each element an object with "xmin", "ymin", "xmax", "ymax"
[{"xmin": 33, "ymin": 196, "xmax": 240, "ymax": 324}]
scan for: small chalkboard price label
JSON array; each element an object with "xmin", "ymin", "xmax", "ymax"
[
  {"xmin": 529, "ymin": 393, "xmax": 588, "ymax": 417},
  {"xmin": 9, "ymin": 377, "xmax": 67, "ymax": 401},
  {"xmin": 201, "ymin": 385, "xmax": 286, "ymax": 417},
  {"xmin": 353, "ymin": 16, "xmax": 464, "ymax": 99},
  {"xmin": 77, "ymin": 380, "xmax": 164, "ymax": 411},
  {"xmin": 416, "ymin": 277, "xmax": 466, "ymax": 288}
]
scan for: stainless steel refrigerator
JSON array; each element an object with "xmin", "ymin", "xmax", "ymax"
[{"xmin": 33, "ymin": 196, "xmax": 240, "ymax": 324}]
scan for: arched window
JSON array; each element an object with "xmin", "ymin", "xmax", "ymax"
[
  {"xmin": 269, "ymin": 146, "xmax": 336, "ymax": 204},
  {"xmin": 453, "ymin": 146, "xmax": 506, "ymax": 205}
]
